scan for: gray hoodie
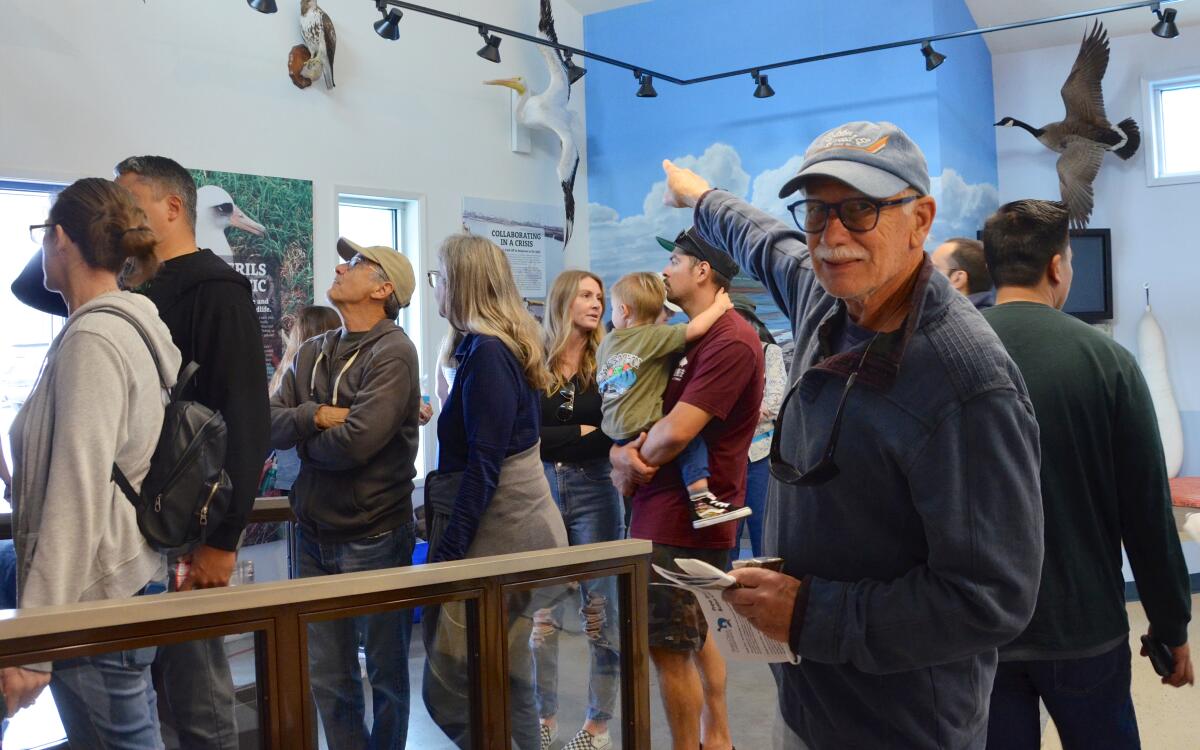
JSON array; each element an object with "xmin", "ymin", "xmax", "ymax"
[
  {"xmin": 270, "ymin": 318, "xmax": 420, "ymax": 542},
  {"xmin": 10, "ymin": 292, "xmax": 180, "ymax": 616}
]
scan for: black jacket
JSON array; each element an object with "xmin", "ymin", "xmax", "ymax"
[{"xmin": 138, "ymin": 249, "xmax": 271, "ymax": 550}]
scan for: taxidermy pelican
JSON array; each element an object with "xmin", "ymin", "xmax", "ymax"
[
  {"xmin": 299, "ymin": 0, "xmax": 336, "ymax": 89},
  {"xmin": 995, "ymin": 21, "xmax": 1139, "ymax": 229},
  {"xmin": 483, "ymin": 1, "xmax": 581, "ymax": 247},
  {"xmin": 195, "ymin": 185, "xmax": 266, "ymax": 261}
]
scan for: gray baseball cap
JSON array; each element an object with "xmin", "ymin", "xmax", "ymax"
[{"xmin": 777, "ymin": 121, "xmax": 931, "ymax": 200}]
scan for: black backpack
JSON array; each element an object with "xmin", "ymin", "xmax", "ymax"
[{"xmin": 90, "ymin": 308, "xmax": 233, "ymax": 552}]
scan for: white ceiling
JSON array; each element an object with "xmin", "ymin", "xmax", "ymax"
[
  {"xmin": 568, "ymin": 0, "xmax": 1196, "ymax": 56},
  {"xmin": 957, "ymin": 0, "xmax": 1194, "ymax": 54}
]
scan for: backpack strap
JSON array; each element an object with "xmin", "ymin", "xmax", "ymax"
[{"xmin": 76, "ymin": 306, "xmax": 176, "ymax": 509}]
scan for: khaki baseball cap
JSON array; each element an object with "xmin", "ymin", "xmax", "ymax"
[{"xmin": 337, "ymin": 237, "xmax": 415, "ymax": 309}]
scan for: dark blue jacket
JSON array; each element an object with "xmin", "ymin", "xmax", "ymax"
[
  {"xmin": 695, "ymin": 191, "xmax": 1044, "ymax": 750},
  {"xmin": 434, "ymin": 334, "xmax": 542, "ymax": 562}
]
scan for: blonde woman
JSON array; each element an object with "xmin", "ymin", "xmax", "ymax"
[
  {"xmin": 531, "ymin": 270, "xmax": 622, "ymax": 750},
  {"xmin": 423, "ymin": 234, "xmax": 566, "ymax": 750}
]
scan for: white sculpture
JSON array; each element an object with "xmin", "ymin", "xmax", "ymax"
[{"xmin": 1137, "ymin": 284, "xmax": 1184, "ymax": 477}]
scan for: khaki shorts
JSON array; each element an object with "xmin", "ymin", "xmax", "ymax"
[{"xmin": 647, "ymin": 543, "xmax": 732, "ymax": 652}]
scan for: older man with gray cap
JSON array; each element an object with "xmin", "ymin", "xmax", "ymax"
[
  {"xmin": 270, "ymin": 237, "xmax": 421, "ymax": 749},
  {"xmin": 661, "ymin": 121, "xmax": 1045, "ymax": 749}
]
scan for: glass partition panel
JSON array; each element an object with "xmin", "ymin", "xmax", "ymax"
[
  {"xmin": 2, "ymin": 628, "xmax": 266, "ymax": 750},
  {"xmin": 302, "ymin": 600, "xmax": 470, "ymax": 750},
  {"xmin": 508, "ymin": 574, "xmax": 625, "ymax": 750}
]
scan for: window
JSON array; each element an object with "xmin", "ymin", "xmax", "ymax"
[
  {"xmin": 337, "ymin": 193, "xmax": 428, "ymax": 478},
  {"xmin": 0, "ymin": 180, "xmax": 66, "ymax": 514},
  {"xmin": 1144, "ymin": 74, "xmax": 1200, "ymax": 186}
]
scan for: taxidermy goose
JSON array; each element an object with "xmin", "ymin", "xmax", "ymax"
[
  {"xmin": 195, "ymin": 185, "xmax": 266, "ymax": 261},
  {"xmin": 483, "ymin": 0, "xmax": 581, "ymax": 247},
  {"xmin": 299, "ymin": 0, "xmax": 336, "ymax": 89},
  {"xmin": 995, "ymin": 21, "xmax": 1139, "ymax": 228}
]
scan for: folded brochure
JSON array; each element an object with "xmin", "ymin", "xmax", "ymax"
[{"xmin": 652, "ymin": 558, "xmax": 800, "ymax": 664}]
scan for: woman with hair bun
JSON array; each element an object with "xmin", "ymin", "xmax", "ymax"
[{"xmin": 0, "ymin": 177, "xmax": 181, "ymax": 748}]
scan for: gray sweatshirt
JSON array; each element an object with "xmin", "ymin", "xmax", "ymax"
[
  {"xmin": 694, "ymin": 191, "xmax": 1044, "ymax": 750},
  {"xmin": 270, "ymin": 319, "xmax": 420, "ymax": 542},
  {"xmin": 10, "ymin": 292, "xmax": 179, "ymax": 618}
]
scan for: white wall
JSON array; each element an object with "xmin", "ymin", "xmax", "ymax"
[
  {"xmin": 0, "ymin": 0, "xmax": 590, "ymax": 421},
  {"xmin": 993, "ymin": 30, "xmax": 1200, "ymax": 576}
]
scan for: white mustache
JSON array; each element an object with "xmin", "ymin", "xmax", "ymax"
[{"xmin": 813, "ymin": 244, "xmax": 869, "ymax": 263}]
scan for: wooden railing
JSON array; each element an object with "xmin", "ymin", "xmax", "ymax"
[{"xmin": 0, "ymin": 540, "xmax": 653, "ymax": 749}]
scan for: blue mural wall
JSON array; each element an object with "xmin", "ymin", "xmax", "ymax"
[{"xmin": 584, "ymin": 0, "xmax": 998, "ymax": 350}]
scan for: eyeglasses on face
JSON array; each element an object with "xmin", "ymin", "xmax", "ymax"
[
  {"xmin": 29, "ymin": 223, "xmax": 55, "ymax": 245},
  {"xmin": 786, "ymin": 195, "xmax": 919, "ymax": 234},
  {"xmin": 427, "ymin": 270, "xmax": 443, "ymax": 289},
  {"xmin": 768, "ymin": 334, "xmax": 878, "ymax": 487}
]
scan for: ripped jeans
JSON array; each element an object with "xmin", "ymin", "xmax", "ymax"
[{"xmin": 533, "ymin": 458, "xmax": 625, "ymax": 723}]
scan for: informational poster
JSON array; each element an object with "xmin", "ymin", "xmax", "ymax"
[
  {"xmin": 188, "ymin": 169, "xmax": 314, "ymax": 379},
  {"xmin": 462, "ymin": 197, "xmax": 564, "ymax": 300}
]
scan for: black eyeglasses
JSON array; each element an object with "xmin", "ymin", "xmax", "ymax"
[
  {"xmin": 785, "ymin": 195, "xmax": 919, "ymax": 234},
  {"xmin": 29, "ymin": 223, "xmax": 54, "ymax": 244},
  {"xmin": 556, "ymin": 381, "xmax": 576, "ymax": 422},
  {"xmin": 769, "ymin": 334, "xmax": 878, "ymax": 486}
]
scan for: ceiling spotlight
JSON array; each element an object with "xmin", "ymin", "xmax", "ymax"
[
  {"xmin": 477, "ymin": 26, "xmax": 502, "ymax": 63},
  {"xmin": 752, "ymin": 70, "xmax": 775, "ymax": 98},
  {"xmin": 921, "ymin": 41, "xmax": 946, "ymax": 71},
  {"xmin": 247, "ymin": 0, "xmax": 277, "ymax": 13},
  {"xmin": 635, "ymin": 71, "xmax": 657, "ymax": 98},
  {"xmin": 1152, "ymin": 5, "xmax": 1180, "ymax": 38},
  {"xmin": 566, "ymin": 58, "xmax": 587, "ymax": 85},
  {"xmin": 374, "ymin": 6, "xmax": 402, "ymax": 41}
]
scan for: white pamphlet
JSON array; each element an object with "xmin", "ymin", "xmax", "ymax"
[{"xmin": 652, "ymin": 558, "xmax": 800, "ymax": 664}]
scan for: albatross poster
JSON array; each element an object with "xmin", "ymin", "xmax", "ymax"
[{"xmin": 188, "ymin": 169, "xmax": 314, "ymax": 379}]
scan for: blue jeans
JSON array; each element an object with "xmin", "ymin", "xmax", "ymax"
[
  {"xmin": 298, "ymin": 523, "xmax": 415, "ymax": 750},
  {"xmin": 0, "ymin": 540, "xmax": 16, "ymax": 609},
  {"xmin": 533, "ymin": 459, "xmax": 624, "ymax": 723},
  {"xmin": 736, "ymin": 457, "xmax": 769, "ymax": 558},
  {"xmin": 987, "ymin": 641, "xmax": 1140, "ymax": 749},
  {"xmin": 51, "ymin": 582, "xmax": 167, "ymax": 750}
]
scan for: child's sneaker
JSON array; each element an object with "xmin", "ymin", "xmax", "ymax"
[
  {"xmin": 564, "ymin": 728, "xmax": 613, "ymax": 750},
  {"xmin": 690, "ymin": 492, "xmax": 752, "ymax": 529}
]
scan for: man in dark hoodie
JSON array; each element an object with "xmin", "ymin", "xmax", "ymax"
[
  {"xmin": 270, "ymin": 238, "xmax": 420, "ymax": 749},
  {"xmin": 115, "ymin": 155, "xmax": 271, "ymax": 750}
]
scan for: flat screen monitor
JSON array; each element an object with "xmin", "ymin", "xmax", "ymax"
[
  {"xmin": 1063, "ymin": 229, "xmax": 1113, "ymax": 323},
  {"xmin": 977, "ymin": 227, "xmax": 1113, "ymax": 323}
]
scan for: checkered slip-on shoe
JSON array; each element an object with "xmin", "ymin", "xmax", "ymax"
[
  {"xmin": 540, "ymin": 723, "xmax": 557, "ymax": 750},
  {"xmin": 563, "ymin": 729, "xmax": 613, "ymax": 750}
]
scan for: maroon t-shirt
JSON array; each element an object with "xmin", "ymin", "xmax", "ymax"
[{"xmin": 629, "ymin": 309, "xmax": 765, "ymax": 549}]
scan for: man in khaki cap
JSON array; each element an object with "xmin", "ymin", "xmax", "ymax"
[{"xmin": 269, "ymin": 237, "xmax": 421, "ymax": 749}]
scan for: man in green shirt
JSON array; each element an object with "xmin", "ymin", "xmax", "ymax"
[{"xmin": 982, "ymin": 199, "xmax": 1193, "ymax": 749}]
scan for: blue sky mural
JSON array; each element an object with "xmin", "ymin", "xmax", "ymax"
[{"xmin": 584, "ymin": 0, "xmax": 999, "ymax": 350}]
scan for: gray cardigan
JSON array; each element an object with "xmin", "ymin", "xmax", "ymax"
[
  {"xmin": 694, "ymin": 191, "xmax": 1044, "ymax": 750},
  {"xmin": 10, "ymin": 292, "xmax": 178, "ymax": 623}
]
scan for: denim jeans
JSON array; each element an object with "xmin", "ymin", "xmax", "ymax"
[
  {"xmin": 154, "ymin": 565, "xmax": 238, "ymax": 750},
  {"xmin": 532, "ymin": 459, "xmax": 624, "ymax": 723},
  {"xmin": 736, "ymin": 457, "xmax": 769, "ymax": 558},
  {"xmin": 987, "ymin": 641, "xmax": 1140, "ymax": 749},
  {"xmin": 0, "ymin": 540, "xmax": 16, "ymax": 609},
  {"xmin": 298, "ymin": 523, "xmax": 415, "ymax": 750},
  {"xmin": 51, "ymin": 582, "xmax": 166, "ymax": 750}
]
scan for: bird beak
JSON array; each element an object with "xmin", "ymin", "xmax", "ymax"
[
  {"xmin": 483, "ymin": 77, "xmax": 526, "ymax": 95},
  {"xmin": 229, "ymin": 206, "xmax": 266, "ymax": 236}
]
